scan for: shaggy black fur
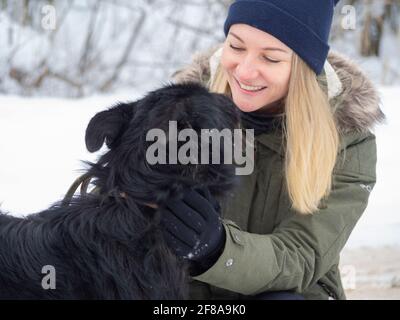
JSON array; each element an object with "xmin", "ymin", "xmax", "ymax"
[{"xmin": 0, "ymin": 82, "xmax": 240, "ymax": 299}]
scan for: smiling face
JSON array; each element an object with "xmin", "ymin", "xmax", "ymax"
[{"xmin": 220, "ymin": 24, "xmax": 293, "ymax": 113}]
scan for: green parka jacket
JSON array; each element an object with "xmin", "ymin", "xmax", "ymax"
[{"xmin": 170, "ymin": 45, "xmax": 386, "ymax": 300}]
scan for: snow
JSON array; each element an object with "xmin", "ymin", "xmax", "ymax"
[
  {"xmin": 0, "ymin": 87, "xmax": 399, "ymax": 249},
  {"xmin": 0, "ymin": 89, "xmax": 142, "ymax": 215},
  {"xmin": 346, "ymin": 86, "xmax": 400, "ymax": 249}
]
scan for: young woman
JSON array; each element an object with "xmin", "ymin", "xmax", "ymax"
[{"xmin": 160, "ymin": 0, "xmax": 386, "ymax": 299}]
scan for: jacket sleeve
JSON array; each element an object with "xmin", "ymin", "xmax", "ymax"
[{"xmin": 192, "ymin": 133, "xmax": 377, "ymax": 295}]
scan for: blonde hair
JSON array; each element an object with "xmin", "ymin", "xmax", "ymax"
[{"xmin": 208, "ymin": 53, "xmax": 339, "ymax": 215}]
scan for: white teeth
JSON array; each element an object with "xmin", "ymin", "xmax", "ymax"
[{"xmin": 238, "ymin": 80, "xmax": 265, "ymax": 91}]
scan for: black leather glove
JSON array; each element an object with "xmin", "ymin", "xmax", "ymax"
[{"xmin": 160, "ymin": 187, "xmax": 225, "ymax": 275}]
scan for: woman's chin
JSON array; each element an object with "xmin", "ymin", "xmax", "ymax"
[{"xmin": 233, "ymin": 99, "xmax": 261, "ymax": 113}]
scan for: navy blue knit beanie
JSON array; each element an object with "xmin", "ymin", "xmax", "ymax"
[{"xmin": 224, "ymin": 0, "xmax": 340, "ymax": 74}]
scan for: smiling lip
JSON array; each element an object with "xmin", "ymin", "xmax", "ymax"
[{"xmin": 234, "ymin": 77, "xmax": 267, "ymax": 96}]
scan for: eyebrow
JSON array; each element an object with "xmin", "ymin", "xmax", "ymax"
[{"xmin": 229, "ymin": 32, "xmax": 289, "ymax": 53}]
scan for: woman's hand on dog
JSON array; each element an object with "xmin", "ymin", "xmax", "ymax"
[{"xmin": 160, "ymin": 187, "xmax": 226, "ymax": 275}]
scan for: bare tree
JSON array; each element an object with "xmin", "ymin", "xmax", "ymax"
[{"xmin": 1, "ymin": 0, "xmax": 398, "ymax": 96}]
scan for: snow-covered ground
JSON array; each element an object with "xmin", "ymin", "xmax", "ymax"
[{"xmin": 0, "ymin": 87, "xmax": 399, "ymax": 250}]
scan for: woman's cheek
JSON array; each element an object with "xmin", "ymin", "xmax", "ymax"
[
  {"xmin": 278, "ymin": 64, "xmax": 292, "ymax": 85},
  {"xmin": 220, "ymin": 50, "xmax": 238, "ymax": 72},
  {"xmin": 265, "ymin": 65, "xmax": 291, "ymax": 89},
  {"xmin": 220, "ymin": 58, "xmax": 230, "ymax": 74}
]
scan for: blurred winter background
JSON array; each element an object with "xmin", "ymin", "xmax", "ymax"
[{"xmin": 0, "ymin": 0, "xmax": 399, "ymax": 299}]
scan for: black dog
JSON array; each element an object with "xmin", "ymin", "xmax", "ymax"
[{"xmin": 0, "ymin": 82, "xmax": 240, "ymax": 299}]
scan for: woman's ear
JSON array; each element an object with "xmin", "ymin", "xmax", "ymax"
[{"xmin": 85, "ymin": 102, "xmax": 136, "ymax": 152}]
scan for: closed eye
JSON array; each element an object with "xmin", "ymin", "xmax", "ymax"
[
  {"xmin": 229, "ymin": 44, "xmax": 244, "ymax": 51},
  {"xmin": 229, "ymin": 44, "xmax": 280, "ymax": 64},
  {"xmin": 263, "ymin": 56, "xmax": 280, "ymax": 64}
]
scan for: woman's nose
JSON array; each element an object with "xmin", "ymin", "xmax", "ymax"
[{"xmin": 236, "ymin": 56, "xmax": 259, "ymax": 81}]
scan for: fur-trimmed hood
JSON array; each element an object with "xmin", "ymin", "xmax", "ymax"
[{"xmin": 171, "ymin": 44, "xmax": 386, "ymax": 134}]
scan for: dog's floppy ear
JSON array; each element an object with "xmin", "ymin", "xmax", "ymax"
[{"xmin": 85, "ymin": 102, "xmax": 136, "ymax": 152}]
